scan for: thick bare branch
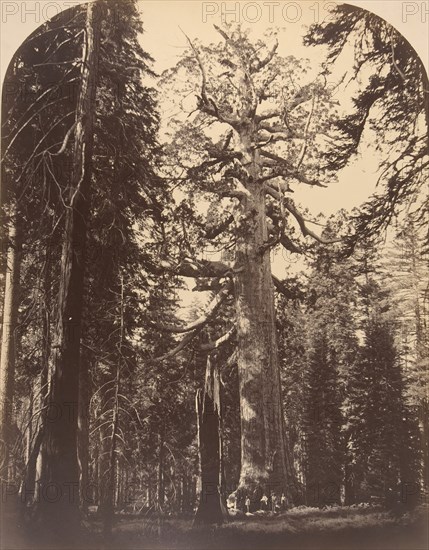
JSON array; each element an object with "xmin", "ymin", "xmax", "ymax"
[
  {"xmin": 261, "ymin": 150, "xmax": 327, "ymax": 187},
  {"xmin": 192, "ymin": 278, "xmax": 223, "ymax": 292},
  {"xmin": 205, "ymin": 215, "xmax": 234, "ymax": 239},
  {"xmin": 161, "ymin": 258, "xmax": 233, "ymax": 278},
  {"xmin": 265, "ymin": 186, "xmax": 338, "ymax": 244},
  {"xmin": 155, "ymin": 281, "xmax": 232, "ymax": 334},
  {"xmin": 263, "ymin": 178, "xmax": 292, "ymax": 193},
  {"xmin": 221, "ymin": 178, "xmax": 252, "ymax": 200},
  {"xmin": 272, "ymin": 276, "xmax": 301, "ymax": 298},
  {"xmin": 155, "ymin": 329, "xmax": 200, "ymax": 362},
  {"xmin": 200, "ymin": 326, "xmax": 236, "ymax": 351},
  {"xmin": 258, "ymin": 122, "xmax": 291, "ymax": 135},
  {"xmin": 187, "ymin": 151, "xmax": 240, "ymax": 179},
  {"xmin": 250, "ymin": 39, "xmax": 278, "ymax": 73},
  {"xmin": 255, "ymin": 111, "xmax": 282, "ymax": 124},
  {"xmin": 279, "ymin": 235, "xmax": 303, "ymax": 254},
  {"xmin": 261, "ymin": 216, "xmax": 302, "ymax": 254}
]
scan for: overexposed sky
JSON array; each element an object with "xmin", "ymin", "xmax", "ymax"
[
  {"xmin": 2, "ymin": 1, "xmax": 427, "ymax": 217},
  {"xmin": 1, "ymin": 1, "xmax": 428, "ymax": 98},
  {"xmin": 134, "ymin": 1, "xmax": 426, "ymax": 216},
  {"xmin": 2, "ymin": 1, "xmax": 427, "ymax": 79}
]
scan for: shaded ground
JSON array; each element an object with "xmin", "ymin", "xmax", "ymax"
[{"xmin": 2, "ymin": 504, "xmax": 428, "ymax": 550}]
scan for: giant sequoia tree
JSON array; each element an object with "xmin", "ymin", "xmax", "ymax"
[{"xmin": 160, "ymin": 25, "xmax": 340, "ymax": 509}]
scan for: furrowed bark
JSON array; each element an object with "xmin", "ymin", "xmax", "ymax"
[{"xmin": 184, "ymin": 35, "xmax": 296, "ymax": 511}]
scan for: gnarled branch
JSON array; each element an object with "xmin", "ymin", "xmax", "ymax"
[
  {"xmin": 155, "ymin": 281, "xmax": 232, "ymax": 334},
  {"xmin": 261, "ymin": 150, "xmax": 327, "ymax": 187},
  {"xmin": 166, "ymin": 258, "xmax": 233, "ymax": 278},
  {"xmin": 265, "ymin": 186, "xmax": 338, "ymax": 245},
  {"xmin": 205, "ymin": 215, "xmax": 234, "ymax": 239},
  {"xmin": 154, "ymin": 329, "xmax": 200, "ymax": 362},
  {"xmin": 250, "ymin": 39, "xmax": 279, "ymax": 73},
  {"xmin": 200, "ymin": 326, "xmax": 236, "ymax": 350}
]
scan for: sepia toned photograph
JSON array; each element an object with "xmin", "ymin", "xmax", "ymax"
[{"xmin": 0, "ymin": 1, "xmax": 428, "ymax": 548}]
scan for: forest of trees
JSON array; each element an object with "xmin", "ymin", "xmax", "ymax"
[{"xmin": 0, "ymin": 1, "xmax": 427, "ymax": 547}]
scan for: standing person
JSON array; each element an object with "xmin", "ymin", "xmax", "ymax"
[
  {"xmin": 271, "ymin": 493, "xmax": 277, "ymax": 512},
  {"xmin": 245, "ymin": 496, "xmax": 251, "ymax": 513},
  {"xmin": 260, "ymin": 494, "xmax": 268, "ymax": 511},
  {"xmin": 281, "ymin": 493, "xmax": 287, "ymax": 511}
]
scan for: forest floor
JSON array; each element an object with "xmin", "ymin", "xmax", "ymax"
[{"xmin": 2, "ymin": 503, "xmax": 428, "ymax": 550}]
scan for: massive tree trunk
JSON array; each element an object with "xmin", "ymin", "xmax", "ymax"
[
  {"xmin": 233, "ymin": 126, "xmax": 291, "ymax": 510},
  {"xmin": 0, "ymin": 203, "xmax": 21, "ymax": 481},
  {"xmin": 28, "ymin": 239, "xmax": 54, "ymax": 510},
  {"xmin": 38, "ymin": 2, "xmax": 101, "ymax": 532},
  {"xmin": 194, "ymin": 356, "xmax": 228, "ymax": 525},
  {"xmin": 170, "ymin": 31, "xmax": 306, "ymax": 513}
]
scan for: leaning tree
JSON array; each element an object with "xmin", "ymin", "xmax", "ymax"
[{"xmin": 158, "ymin": 25, "xmax": 341, "ymax": 511}]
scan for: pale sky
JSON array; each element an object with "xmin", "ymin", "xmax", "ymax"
[
  {"xmin": 2, "ymin": 1, "xmax": 427, "ymax": 80},
  {"xmin": 2, "ymin": 1, "xmax": 426, "ymax": 216},
  {"xmin": 134, "ymin": 1, "xmax": 427, "ymax": 218}
]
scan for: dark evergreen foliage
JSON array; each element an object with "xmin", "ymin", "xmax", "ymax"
[
  {"xmin": 347, "ymin": 314, "xmax": 420, "ymax": 505},
  {"xmin": 305, "ymin": 4, "xmax": 429, "ymax": 249}
]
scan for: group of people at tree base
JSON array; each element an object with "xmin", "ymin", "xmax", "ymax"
[{"xmin": 243, "ymin": 493, "xmax": 287, "ymax": 513}]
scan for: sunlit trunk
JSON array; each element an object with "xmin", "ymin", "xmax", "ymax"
[
  {"xmin": 0, "ymin": 203, "xmax": 21, "ymax": 481},
  {"xmin": 233, "ymin": 127, "xmax": 291, "ymax": 510}
]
